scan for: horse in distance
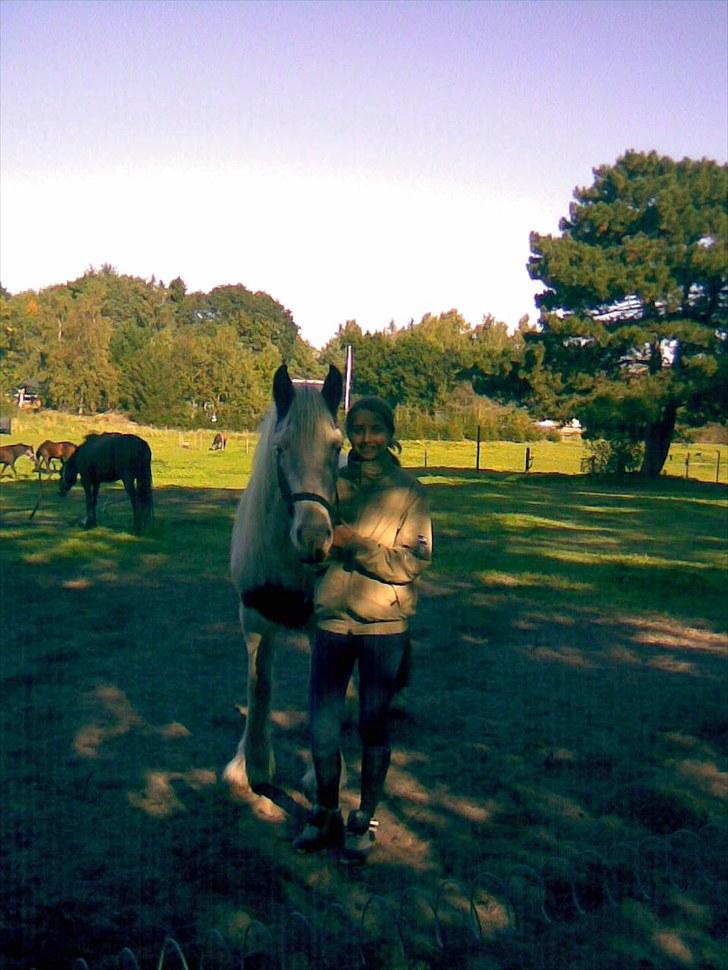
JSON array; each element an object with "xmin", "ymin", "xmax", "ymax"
[
  {"xmin": 35, "ymin": 439, "xmax": 77, "ymax": 475},
  {"xmin": 210, "ymin": 432, "xmax": 228, "ymax": 451},
  {"xmin": 224, "ymin": 364, "xmax": 343, "ymax": 801},
  {"xmin": 0, "ymin": 443, "xmax": 36, "ymax": 477},
  {"xmin": 59, "ymin": 432, "xmax": 153, "ymax": 534}
]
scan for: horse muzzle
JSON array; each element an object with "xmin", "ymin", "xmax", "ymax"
[{"xmin": 290, "ymin": 502, "xmax": 334, "ymax": 565}]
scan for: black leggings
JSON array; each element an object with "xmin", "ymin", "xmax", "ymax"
[{"xmin": 309, "ymin": 629, "xmax": 408, "ymax": 811}]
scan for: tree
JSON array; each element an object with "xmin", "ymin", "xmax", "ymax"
[
  {"xmin": 39, "ymin": 281, "xmax": 119, "ymax": 413},
  {"xmin": 177, "ymin": 284, "xmax": 300, "ymax": 358},
  {"xmin": 178, "ymin": 324, "xmax": 280, "ymax": 428},
  {"xmin": 527, "ymin": 151, "xmax": 727, "ymax": 476}
]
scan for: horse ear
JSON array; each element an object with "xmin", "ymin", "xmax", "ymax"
[
  {"xmin": 321, "ymin": 365, "xmax": 343, "ymax": 419},
  {"xmin": 273, "ymin": 365, "xmax": 295, "ymax": 422}
]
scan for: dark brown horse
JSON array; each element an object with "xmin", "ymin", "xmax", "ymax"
[
  {"xmin": 59, "ymin": 433, "xmax": 153, "ymax": 534},
  {"xmin": 35, "ymin": 439, "xmax": 77, "ymax": 475},
  {"xmin": 210, "ymin": 432, "xmax": 227, "ymax": 451},
  {"xmin": 0, "ymin": 443, "xmax": 35, "ymax": 477}
]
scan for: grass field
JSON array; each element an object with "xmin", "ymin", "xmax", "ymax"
[
  {"xmin": 1, "ymin": 410, "xmax": 727, "ymax": 968},
  {"xmin": 4, "ymin": 409, "xmax": 728, "ymax": 486}
]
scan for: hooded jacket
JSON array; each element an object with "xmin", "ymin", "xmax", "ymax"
[{"xmin": 314, "ymin": 452, "xmax": 432, "ymax": 635}]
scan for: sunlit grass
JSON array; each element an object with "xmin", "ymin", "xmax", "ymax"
[
  {"xmin": 475, "ymin": 569, "xmax": 593, "ymax": 592},
  {"xmin": 2, "ymin": 411, "xmax": 726, "ymax": 629},
  {"xmin": 6, "ymin": 409, "xmax": 728, "ymax": 484}
]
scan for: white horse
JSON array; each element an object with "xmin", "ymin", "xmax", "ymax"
[{"xmin": 224, "ymin": 364, "xmax": 343, "ymax": 803}]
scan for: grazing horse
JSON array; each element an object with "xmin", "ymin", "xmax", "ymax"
[
  {"xmin": 0, "ymin": 443, "xmax": 35, "ymax": 477},
  {"xmin": 210, "ymin": 432, "xmax": 228, "ymax": 451},
  {"xmin": 59, "ymin": 432, "xmax": 153, "ymax": 534},
  {"xmin": 224, "ymin": 364, "xmax": 343, "ymax": 799},
  {"xmin": 35, "ymin": 439, "xmax": 77, "ymax": 475}
]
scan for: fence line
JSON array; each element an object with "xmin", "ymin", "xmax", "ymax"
[{"xmin": 53, "ymin": 823, "xmax": 726, "ymax": 970}]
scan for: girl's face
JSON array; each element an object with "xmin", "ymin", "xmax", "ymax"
[{"xmin": 347, "ymin": 409, "xmax": 391, "ymax": 461}]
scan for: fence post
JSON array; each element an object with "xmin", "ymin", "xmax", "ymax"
[
  {"xmin": 717, "ymin": 450, "xmax": 721, "ymax": 484},
  {"xmin": 684, "ymin": 453, "xmax": 690, "ymax": 479},
  {"xmin": 525, "ymin": 447, "xmax": 533, "ymax": 472},
  {"xmin": 476, "ymin": 426, "xmax": 482, "ymax": 471}
]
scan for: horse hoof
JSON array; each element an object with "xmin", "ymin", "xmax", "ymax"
[
  {"xmin": 223, "ymin": 757, "xmax": 252, "ymax": 800},
  {"xmin": 222, "ymin": 762, "xmax": 285, "ymax": 822},
  {"xmin": 252, "ymin": 795, "xmax": 286, "ymax": 823}
]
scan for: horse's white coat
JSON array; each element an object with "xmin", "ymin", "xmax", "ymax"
[{"xmin": 224, "ymin": 368, "xmax": 342, "ymax": 800}]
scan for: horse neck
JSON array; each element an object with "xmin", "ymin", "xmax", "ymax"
[
  {"xmin": 240, "ymin": 413, "xmax": 296, "ymax": 570},
  {"xmin": 238, "ymin": 401, "xmax": 328, "ymax": 590}
]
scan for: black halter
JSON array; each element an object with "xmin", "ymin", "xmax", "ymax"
[{"xmin": 276, "ymin": 456, "xmax": 336, "ymax": 519}]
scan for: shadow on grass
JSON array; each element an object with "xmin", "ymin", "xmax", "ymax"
[{"xmin": 1, "ymin": 472, "xmax": 726, "ymax": 969}]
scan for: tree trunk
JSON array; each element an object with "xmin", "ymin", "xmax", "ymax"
[{"xmin": 640, "ymin": 401, "xmax": 677, "ymax": 478}]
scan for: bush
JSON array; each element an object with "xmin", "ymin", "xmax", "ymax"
[
  {"xmin": 584, "ymin": 438, "xmax": 643, "ymax": 475},
  {"xmin": 394, "ymin": 395, "xmax": 544, "ymax": 443},
  {"xmin": 683, "ymin": 422, "xmax": 728, "ymax": 445}
]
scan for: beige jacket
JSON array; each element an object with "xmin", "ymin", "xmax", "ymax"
[{"xmin": 314, "ymin": 454, "xmax": 432, "ymax": 635}]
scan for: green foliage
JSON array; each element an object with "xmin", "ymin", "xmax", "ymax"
[
  {"xmin": 685, "ymin": 421, "xmax": 728, "ymax": 444},
  {"xmin": 322, "ymin": 310, "xmax": 525, "ymax": 419},
  {"xmin": 3, "ymin": 265, "xmax": 531, "ymax": 438},
  {"xmin": 584, "ymin": 437, "xmax": 644, "ymax": 475},
  {"xmin": 0, "ymin": 268, "xmax": 321, "ymax": 429},
  {"xmin": 527, "ymin": 150, "xmax": 728, "ymax": 477}
]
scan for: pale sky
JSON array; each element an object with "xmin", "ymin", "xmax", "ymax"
[{"xmin": 1, "ymin": 0, "xmax": 726, "ymax": 348}]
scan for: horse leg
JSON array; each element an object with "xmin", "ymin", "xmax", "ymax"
[
  {"xmin": 224, "ymin": 613, "xmax": 276, "ymax": 795},
  {"xmin": 84, "ymin": 481, "xmax": 99, "ymax": 528},
  {"xmin": 124, "ymin": 477, "xmax": 140, "ymax": 533}
]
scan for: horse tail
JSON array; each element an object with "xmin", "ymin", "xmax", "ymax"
[{"xmin": 136, "ymin": 447, "xmax": 154, "ymax": 527}]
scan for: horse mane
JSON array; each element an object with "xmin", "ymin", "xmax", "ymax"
[
  {"xmin": 82, "ymin": 432, "xmax": 120, "ymax": 444},
  {"xmin": 234, "ymin": 383, "xmax": 337, "ymax": 587}
]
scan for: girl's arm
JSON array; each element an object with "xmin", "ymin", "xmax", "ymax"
[{"xmin": 333, "ymin": 489, "xmax": 432, "ymax": 584}]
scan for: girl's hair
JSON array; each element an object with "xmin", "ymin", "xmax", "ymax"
[{"xmin": 345, "ymin": 396, "xmax": 402, "ymax": 461}]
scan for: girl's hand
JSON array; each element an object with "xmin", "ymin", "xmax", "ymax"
[{"xmin": 332, "ymin": 524, "xmax": 357, "ymax": 549}]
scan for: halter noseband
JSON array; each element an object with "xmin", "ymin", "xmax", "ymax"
[{"xmin": 276, "ymin": 457, "xmax": 336, "ymax": 519}]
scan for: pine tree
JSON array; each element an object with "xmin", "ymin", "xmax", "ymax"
[{"xmin": 528, "ymin": 150, "xmax": 727, "ymax": 476}]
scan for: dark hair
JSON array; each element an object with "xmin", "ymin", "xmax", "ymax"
[{"xmin": 345, "ymin": 396, "xmax": 402, "ymax": 459}]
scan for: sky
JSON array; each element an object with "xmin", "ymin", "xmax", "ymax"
[{"xmin": 1, "ymin": 1, "xmax": 726, "ymax": 348}]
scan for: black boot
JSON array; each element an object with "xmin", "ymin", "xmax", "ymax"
[
  {"xmin": 340, "ymin": 810, "xmax": 378, "ymax": 865},
  {"xmin": 339, "ymin": 745, "xmax": 390, "ymax": 865},
  {"xmin": 293, "ymin": 806, "xmax": 344, "ymax": 854}
]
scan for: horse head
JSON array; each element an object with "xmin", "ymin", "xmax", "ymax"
[
  {"xmin": 59, "ymin": 455, "xmax": 78, "ymax": 495},
  {"xmin": 272, "ymin": 364, "xmax": 343, "ymax": 565}
]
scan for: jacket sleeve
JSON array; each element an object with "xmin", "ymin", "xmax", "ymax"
[{"xmin": 345, "ymin": 487, "xmax": 432, "ymax": 585}]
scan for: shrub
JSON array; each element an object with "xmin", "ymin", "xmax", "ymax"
[{"xmin": 585, "ymin": 438, "xmax": 643, "ymax": 475}]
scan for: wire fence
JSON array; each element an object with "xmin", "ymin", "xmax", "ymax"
[{"xmin": 57, "ymin": 823, "xmax": 726, "ymax": 970}]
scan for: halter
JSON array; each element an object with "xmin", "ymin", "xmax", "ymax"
[{"xmin": 276, "ymin": 455, "xmax": 337, "ymax": 519}]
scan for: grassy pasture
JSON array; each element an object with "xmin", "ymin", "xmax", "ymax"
[
  {"xmin": 4, "ymin": 409, "xmax": 728, "ymax": 485},
  {"xmin": 1, "ymin": 412, "xmax": 727, "ymax": 968}
]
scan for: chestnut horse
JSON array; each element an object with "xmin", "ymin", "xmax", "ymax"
[
  {"xmin": 0, "ymin": 443, "xmax": 35, "ymax": 477},
  {"xmin": 35, "ymin": 439, "xmax": 77, "ymax": 475}
]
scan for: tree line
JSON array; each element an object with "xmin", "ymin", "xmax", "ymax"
[{"xmin": 1, "ymin": 151, "xmax": 726, "ymax": 477}]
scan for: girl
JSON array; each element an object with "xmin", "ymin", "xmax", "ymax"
[{"xmin": 294, "ymin": 397, "xmax": 432, "ymax": 863}]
